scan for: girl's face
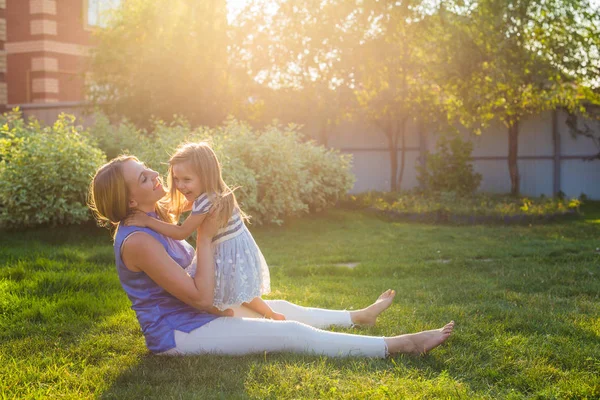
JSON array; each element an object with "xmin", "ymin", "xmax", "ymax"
[
  {"xmin": 171, "ymin": 161, "xmax": 202, "ymax": 202},
  {"xmin": 123, "ymin": 160, "xmax": 166, "ymax": 210}
]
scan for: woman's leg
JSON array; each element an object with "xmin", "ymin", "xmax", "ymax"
[
  {"xmin": 168, "ymin": 317, "xmax": 387, "ymax": 357},
  {"xmin": 164, "ymin": 318, "xmax": 455, "ymax": 357}
]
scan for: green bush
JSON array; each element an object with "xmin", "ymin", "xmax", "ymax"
[
  {"xmin": 417, "ymin": 133, "xmax": 482, "ymax": 196},
  {"xmin": 0, "ymin": 109, "xmax": 39, "ymax": 160},
  {"xmin": 87, "ymin": 111, "xmax": 142, "ymax": 160},
  {"xmin": 88, "ymin": 116, "xmax": 354, "ymax": 225},
  {"xmin": 0, "ymin": 109, "xmax": 35, "ymax": 138},
  {"xmin": 0, "ymin": 112, "xmax": 106, "ymax": 228},
  {"xmin": 298, "ymin": 141, "xmax": 354, "ymax": 212},
  {"xmin": 199, "ymin": 120, "xmax": 353, "ymax": 224},
  {"xmin": 344, "ymin": 191, "xmax": 581, "ymax": 221},
  {"xmin": 216, "ymin": 121, "xmax": 310, "ymax": 224}
]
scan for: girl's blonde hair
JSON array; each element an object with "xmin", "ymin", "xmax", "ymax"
[
  {"xmin": 168, "ymin": 142, "xmax": 245, "ymax": 228},
  {"xmin": 88, "ymin": 155, "xmax": 173, "ymax": 237}
]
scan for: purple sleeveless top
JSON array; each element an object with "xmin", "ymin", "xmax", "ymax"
[{"xmin": 114, "ymin": 214, "xmax": 218, "ymax": 353}]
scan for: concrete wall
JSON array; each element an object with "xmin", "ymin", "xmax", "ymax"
[{"xmin": 19, "ymin": 101, "xmax": 94, "ymax": 126}]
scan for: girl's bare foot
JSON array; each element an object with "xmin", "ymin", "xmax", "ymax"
[
  {"xmin": 350, "ymin": 289, "xmax": 396, "ymax": 326},
  {"xmin": 385, "ymin": 321, "xmax": 455, "ymax": 355},
  {"xmin": 271, "ymin": 312, "xmax": 286, "ymax": 320}
]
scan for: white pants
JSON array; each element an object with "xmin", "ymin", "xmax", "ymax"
[{"xmin": 161, "ymin": 300, "xmax": 388, "ymax": 358}]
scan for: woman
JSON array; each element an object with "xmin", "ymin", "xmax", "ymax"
[{"xmin": 88, "ymin": 155, "xmax": 454, "ymax": 357}]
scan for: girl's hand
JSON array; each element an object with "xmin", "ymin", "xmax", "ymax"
[
  {"xmin": 124, "ymin": 210, "xmax": 151, "ymax": 227},
  {"xmin": 199, "ymin": 201, "xmax": 223, "ymax": 239},
  {"xmin": 182, "ymin": 199, "xmax": 193, "ymax": 212}
]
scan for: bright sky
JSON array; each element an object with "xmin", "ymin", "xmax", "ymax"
[
  {"xmin": 226, "ymin": 0, "xmax": 251, "ymax": 22},
  {"xmin": 226, "ymin": 0, "xmax": 600, "ymax": 20}
]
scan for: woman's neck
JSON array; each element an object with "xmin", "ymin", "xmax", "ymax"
[{"xmin": 135, "ymin": 204, "xmax": 155, "ymax": 214}]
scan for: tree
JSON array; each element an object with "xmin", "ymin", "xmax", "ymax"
[
  {"xmin": 350, "ymin": 0, "xmax": 446, "ymax": 191},
  {"xmin": 437, "ymin": 0, "xmax": 600, "ymax": 195},
  {"xmin": 88, "ymin": 0, "xmax": 232, "ymax": 126},
  {"xmin": 234, "ymin": 0, "xmax": 452, "ymax": 190},
  {"xmin": 230, "ymin": 0, "xmax": 358, "ymax": 144}
]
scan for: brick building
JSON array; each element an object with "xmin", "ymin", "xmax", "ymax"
[{"xmin": 2, "ymin": 0, "xmax": 119, "ymax": 121}]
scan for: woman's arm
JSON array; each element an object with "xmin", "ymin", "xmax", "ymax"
[
  {"xmin": 122, "ymin": 233, "xmax": 220, "ymax": 312},
  {"xmin": 121, "ymin": 205, "xmax": 225, "ymax": 314},
  {"xmin": 127, "ymin": 211, "xmax": 207, "ymax": 241}
]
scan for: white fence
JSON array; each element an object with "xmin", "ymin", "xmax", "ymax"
[{"xmin": 317, "ymin": 110, "xmax": 600, "ymax": 199}]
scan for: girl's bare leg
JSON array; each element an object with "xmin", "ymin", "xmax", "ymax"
[
  {"xmin": 349, "ymin": 289, "xmax": 396, "ymax": 326},
  {"xmin": 243, "ymin": 297, "xmax": 286, "ymax": 320},
  {"xmin": 230, "ymin": 305, "xmax": 262, "ymax": 318},
  {"xmin": 231, "ymin": 289, "xmax": 398, "ymax": 327}
]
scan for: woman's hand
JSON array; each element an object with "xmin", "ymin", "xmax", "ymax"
[
  {"xmin": 207, "ymin": 306, "xmax": 234, "ymax": 317},
  {"xmin": 124, "ymin": 210, "xmax": 151, "ymax": 227}
]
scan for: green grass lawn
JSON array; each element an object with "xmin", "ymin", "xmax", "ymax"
[{"xmin": 1, "ymin": 204, "xmax": 599, "ymax": 399}]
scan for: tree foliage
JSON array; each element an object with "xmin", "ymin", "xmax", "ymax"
[
  {"xmin": 350, "ymin": 0, "xmax": 446, "ymax": 191},
  {"xmin": 88, "ymin": 0, "xmax": 232, "ymax": 126},
  {"xmin": 234, "ymin": 0, "xmax": 448, "ymax": 190},
  {"xmin": 231, "ymin": 0, "xmax": 357, "ymax": 143},
  {"xmin": 434, "ymin": 0, "xmax": 600, "ymax": 194}
]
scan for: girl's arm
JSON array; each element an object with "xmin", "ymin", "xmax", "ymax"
[
  {"xmin": 126, "ymin": 211, "xmax": 207, "ymax": 241},
  {"xmin": 182, "ymin": 199, "xmax": 193, "ymax": 212},
  {"xmin": 121, "ymin": 206, "xmax": 228, "ymax": 315}
]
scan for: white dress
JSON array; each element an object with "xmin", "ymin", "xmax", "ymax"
[{"xmin": 185, "ymin": 193, "xmax": 271, "ymax": 310}]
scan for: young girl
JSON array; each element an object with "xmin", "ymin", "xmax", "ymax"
[{"xmin": 126, "ymin": 142, "xmax": 284, "ymax": 320}]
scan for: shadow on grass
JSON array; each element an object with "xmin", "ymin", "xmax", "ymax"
[{"xmin": 99, "ymin": 343, "xmax": 455, "ymax": 399}]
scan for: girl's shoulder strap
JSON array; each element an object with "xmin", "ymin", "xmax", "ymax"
[{"xmin": 191, "ymin": 193, "xmax": 212, "ymax": 215}]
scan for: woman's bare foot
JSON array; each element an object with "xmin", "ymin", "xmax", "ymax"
[
  {"xmin": 385, "ymin": 321, "xmax": 455, "ymax": 355},
  {"xmin": 350, "ymin": 289, "xmax": 396, "ymax": 326}
]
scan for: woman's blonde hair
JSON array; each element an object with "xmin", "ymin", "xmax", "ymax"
[
  {"xmin": 168, "ymin": 142, "xmax": 245, "ymax": 228},
  {"xmin": 88, "ymin": 155, "xmax": 173, "ymax": 237}
]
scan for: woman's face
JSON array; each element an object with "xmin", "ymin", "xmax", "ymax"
[{"xmin": 122, "ymin": 159, "xmax": 166, "ymax": 210}]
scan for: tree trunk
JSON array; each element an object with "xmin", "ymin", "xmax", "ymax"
[
  {"xmin": 551, "ymin": 109, "xmax": 561, "ymax": 197},
  {"xmin": 387, "ymin": 125, "xmax": 399, "ymax": 192},
  {"xmin": 418, "ymin": 118, "xmax": 427, "ymax": 170},
  {"xmin": 508, "ymin": 121, "xmax": 520, "ymax": 196},
  {"xmin": 397, "ymin": 118, "xmax": 407, "ymax": 190}
]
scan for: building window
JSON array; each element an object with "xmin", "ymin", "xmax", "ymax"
[{"xmin": 85, "ymin": 0, "xmax": 121, "ymax": 28}]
